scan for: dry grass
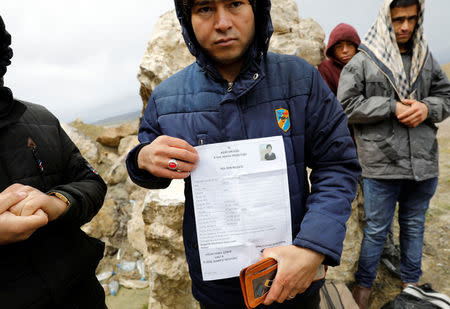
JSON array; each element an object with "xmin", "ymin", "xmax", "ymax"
[{"xmin": 443, "ymin": 63, "xmax": 450, "ymax": 79}]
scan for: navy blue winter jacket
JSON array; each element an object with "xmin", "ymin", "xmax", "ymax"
[{"xmin": 127, "ymin": 0, "xmax": 360, "ymax": 307}]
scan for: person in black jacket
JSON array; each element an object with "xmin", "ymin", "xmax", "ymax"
[{"xmin": 0, "ymin": 16, "xmax": 107, "ymax": 309}]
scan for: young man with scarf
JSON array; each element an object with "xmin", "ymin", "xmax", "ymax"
[
  {"xmin": 321, "ymin": 23, "xmax": 404, "ymax": 279},
  {"xmin": 0, "ymin": 16, "xmax": 107, "ymax": 309},
  {"xmin": 127, "ymin": 0, "xmax": 360, "ymax": 308},
  {"xmin": 338, "ymin": 0, "xmax": 450, "ymax": 307}
]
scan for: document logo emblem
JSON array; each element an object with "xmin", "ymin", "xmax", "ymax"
[{"xmin": 275, "ymin": 108, "xmax": 290, "ymax": 132}]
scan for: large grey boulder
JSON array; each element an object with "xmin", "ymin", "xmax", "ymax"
[
  {"xmin": 270, "ymin": 0, "xmax": 325, "ymax": 66},
  {"xmin": 127, "ymin": 180, "xmax": 199, "ymax": 309},
  {"xmin": 96, "ymin": 122, "xmax": 138, "ymax": 147}
]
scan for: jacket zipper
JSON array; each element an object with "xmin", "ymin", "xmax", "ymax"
[
  {"xmin": 28, "ymin": 138, "xmax": 49, "ymax": 190},
  {"xmin": 227, "ymin": 82, "xmax": 233, "ymax": 92}
]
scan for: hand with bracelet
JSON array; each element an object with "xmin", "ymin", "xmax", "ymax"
[{"xmin": 6, "ymin": 183, "xmax": 69, "ymax": 221}]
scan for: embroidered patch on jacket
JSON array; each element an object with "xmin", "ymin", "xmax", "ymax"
[{"xmin": 275, "ymin": 108, "xmax": 291, "ymax": 132}]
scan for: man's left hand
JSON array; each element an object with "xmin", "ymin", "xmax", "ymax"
[
  {"xmin": 261, "ymin": 245, "xmax": 325, "ymax": 305},
  {"xmin": 8, "ymin": 185, "xmax": 68, "ymax": 221},
  {"xmin": 397, "ymin": 99, "xmax": 428, "ymax": 128}
]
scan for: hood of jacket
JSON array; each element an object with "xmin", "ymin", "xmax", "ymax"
[
  {"xmin": 325, "ymin": 23, "xmax": 361, "ymax": 65},
  {"xmin": 174, "ymin": 0, "xmax": 274, "ymax": 79},
  {"xmin": 0, "ymin": 15, "xmax": 25, "ymax": 129},
  {"xmin": 360, "ymin": 0, "xmax": 428, "ymax": 100}
]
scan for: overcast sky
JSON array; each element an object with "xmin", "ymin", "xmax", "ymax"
[{"xmin": 2, "ymin": 0, "xmax": 449, "ymax": 123}]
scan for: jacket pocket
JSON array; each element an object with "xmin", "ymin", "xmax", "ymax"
[
  {"xmin": 411, "ymin": 123, "xmax": 438, "ymax": 160},
  {"xmin": 360, "ymin": 121, "xmax": 398, "ymax": 162},
  {"xmin": 0, "ymin": 245, "xmax": 31, "ymax": 286},
  {"xmin": 361, "ymin": 120, "xmax": 393, "ymax": 142}
]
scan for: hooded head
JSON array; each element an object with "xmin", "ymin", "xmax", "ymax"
[
  {"xmin": 325, "ymin": 23, "xmax": 361, "ymax": 65},
  {"xmin": 1, "ymin": 16, "xmax": 13, "ymax": 84},
  {"xmin": 0, "ymin": 15, "xmax": 15, "ymax": 121},
  {"xmin": 174, "ymin": 0, "xmax": 273, "ymax": 71}
]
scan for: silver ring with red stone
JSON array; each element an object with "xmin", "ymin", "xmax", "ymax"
[{"xmin": 168, "ymin": 159, "xmax": 179, "ymax": 171}]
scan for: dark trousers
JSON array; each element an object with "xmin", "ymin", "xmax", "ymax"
[
  {"xmin": 200, "ymin": 289, "xmax": 321, "ymax": 309},
  {"xmin": 56, "ymin": 275, "xmax": 107, "ymax": 309},
  {"xmin": 2, "ymin": 273, "xmax": 106, "ymax": 309},
  {"xmin": 355, "ymin": 177, "xmax": 438, "ymax": 287}
]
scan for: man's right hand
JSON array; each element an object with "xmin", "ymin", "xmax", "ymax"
[
  {"xmin": 395, "ymin": 101, "xmax": 411, "ymax": 119},
  {"xmin": 137, "ymin": 135, "xmax": 199, "ymax": 179},
  {"xmin": 395, "ymin": 100, "xmax": 428, "ymax": 128},
  {"xmin": 0, "ymin": 210, "xmax": 48, "ymax": 245},
  {"xmin": 0, "ymin": 185, "xmax": 48, "ymax": 245}
]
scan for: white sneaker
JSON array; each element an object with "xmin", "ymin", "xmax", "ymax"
[{"xmin": 403, "ymin": 284, "xmax": 450, "ymax": 309}]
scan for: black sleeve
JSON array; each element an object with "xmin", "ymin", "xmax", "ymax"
[
  {"xmin": 126, "ymin": 95, "xmax": 172, "ymax": 189},
  {"xmin": 49, "ymin": 123, "xmax": 107, "ymax": 227}
]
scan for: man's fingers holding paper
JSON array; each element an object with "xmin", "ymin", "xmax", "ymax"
[{"xmin": 138, "ymin": 135, "xmax": 199, "ymax": 179}]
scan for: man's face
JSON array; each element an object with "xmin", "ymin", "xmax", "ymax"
[
  {"xmin": 333, "ymin": 41, "xmax": 357, "ymax": 64},
  {"xmin": 391, "ymin": 4, "xmax": 419, "ymax": 46},
  {"xmin": 190, "ymin": 0, "xmax": 255, "ymax": 65}
]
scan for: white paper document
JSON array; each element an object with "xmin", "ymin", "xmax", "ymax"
[{"xmin": 191, "ymin": 136, "xmax": 292, "ymax": 281}]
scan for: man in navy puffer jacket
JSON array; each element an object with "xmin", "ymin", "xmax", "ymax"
[{"xmin": 127, "ymin": 0, "xmax": 360, "ymax": 308}]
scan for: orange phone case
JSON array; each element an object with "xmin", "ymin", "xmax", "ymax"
[
  {"xmin": 239, "ymin": 258, "xmax": 328, "ymax": 309},
  {"xmin": 240, "ymin": 258, "xmax": 278, "ymax": 309}
]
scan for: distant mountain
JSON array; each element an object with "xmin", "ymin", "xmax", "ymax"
[
  {"xmin": 92, "ymin": 110, "xmax": 140, "ymax": 126},
  {"xmin": 443, "ymin": 63, "xmax": 450, "ymax": 79},
  {"xmin": 85, "ymin": 64, "xmax": 450, "ymax": 126}
]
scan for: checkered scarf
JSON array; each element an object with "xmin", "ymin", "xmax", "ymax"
[{"xmin": 360, "ymin": 0, "xmax": 428, "ymax": 100}]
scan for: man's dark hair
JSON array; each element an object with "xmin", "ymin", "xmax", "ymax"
[
  {"xmin": 180, "ymin": 0, "xmax": 256, "ymax": 16},
  {"xmin": 390, "ymin": 0, "xmax": 419, "ymax": 9}
]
